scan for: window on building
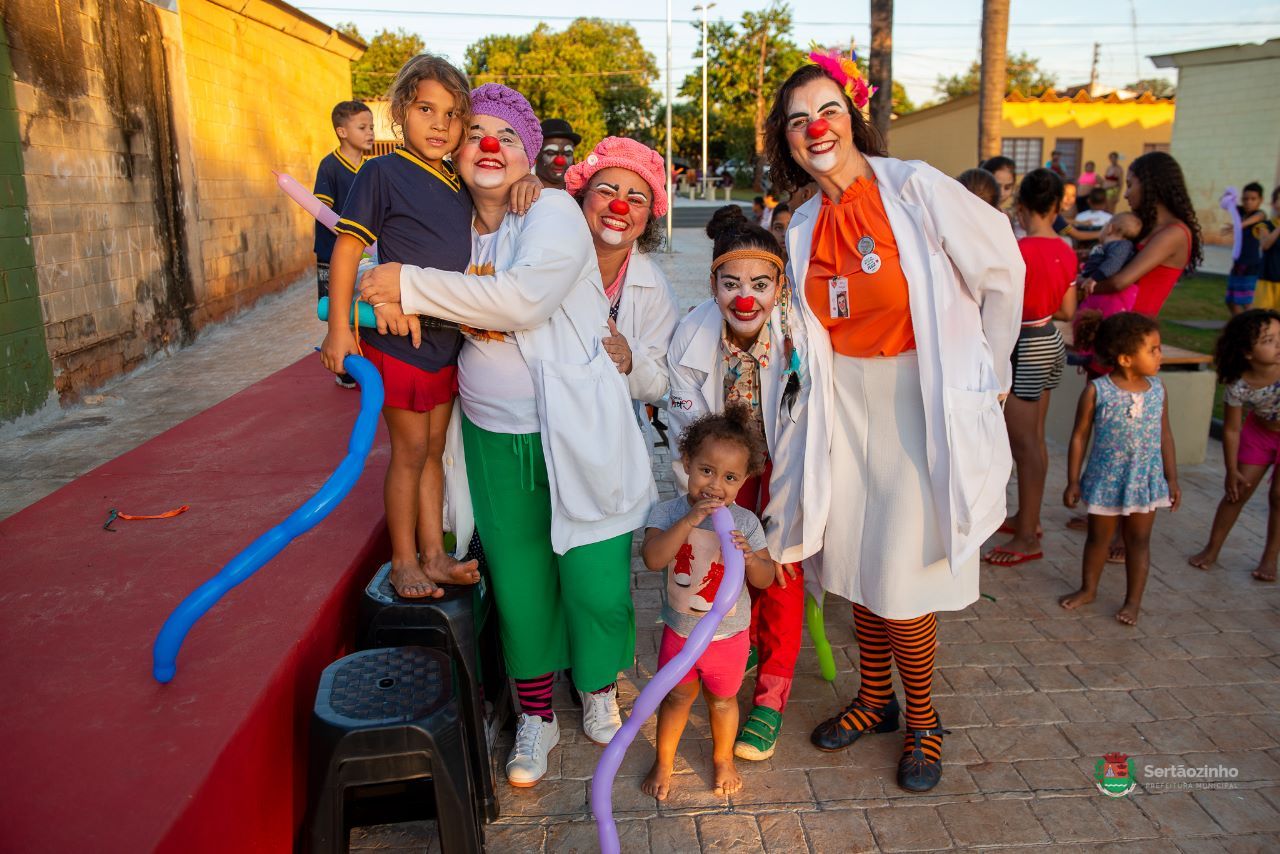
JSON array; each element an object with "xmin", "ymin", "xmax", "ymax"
[
  {"xmin": 1054, "ymin": 138, "xmax": 1083, "ymax": 179},
  {"xmin": 1143, "ymin": 142, "xmax": 1170, "ymax": 154},
  {"xmin": 1002, "ymin": 138, "xmax": 1043, "ymax": 177}
]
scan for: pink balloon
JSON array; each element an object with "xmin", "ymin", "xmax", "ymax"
[
  {"xmin": 274, "ymin": 171, "xmax": 339, "ymax": 231},
  {"xmin": 592, "ymin": 506, "xmax": 746, "ymax": 854}
]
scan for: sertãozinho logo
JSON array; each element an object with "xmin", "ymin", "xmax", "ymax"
[{"xmin": 1094, "ymin": 752, "xmax": 1137, "ymax": 798}]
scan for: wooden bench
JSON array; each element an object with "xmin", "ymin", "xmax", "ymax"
[{"xmin": 1046, "ymin": 321, "xmax": 1216, "ymax": 465}]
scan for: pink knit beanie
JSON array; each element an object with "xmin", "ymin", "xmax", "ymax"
[
  {"xmin": 468, "ymin": 83, "xmax": 542, "ymax": 166},
  {"xmin": 564, "ymin": 137, "xmax": 669, "ymax": 217}
]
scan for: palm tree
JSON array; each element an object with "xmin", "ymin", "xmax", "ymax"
[
  {"xmin": 868, "ymin": 0, "xmax": 893, "ymax": 142},
  {"xmin": 978, "ymin": 0, "xmax": 1009, "ymax": 162}
]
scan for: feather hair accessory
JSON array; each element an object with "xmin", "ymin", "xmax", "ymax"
[{"xmin": 806, "ymin": 45, "xmax": 875, "ymax": 110}]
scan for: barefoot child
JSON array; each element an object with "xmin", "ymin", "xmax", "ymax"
[
  {"xmin": 1188, "ymin": 309, "xmax": 1280, "ymax": 581},
  {"xmin": 640, "ymin": 406, "xmax": 775, "ymax": 799},
  {"xmin": 1061, "ymin": 312, "xmax": 1181, "ymax": 624},
  {"xmin": 321, "ymin": 55, "xmax": 481, "ymax": 598}
]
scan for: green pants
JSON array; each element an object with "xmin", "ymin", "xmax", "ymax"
[{"xmin": 462, "ymin": 415, "xmax": 635, "ymax": 692}]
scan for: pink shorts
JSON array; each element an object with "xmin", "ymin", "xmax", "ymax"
[
  {"xmin": 657, "ymin": 625, "xmax": 749, "ymax": 698},
  {"xmin": 1238, "ymin": 413, "xmax": 1280, "ymax": 466}
]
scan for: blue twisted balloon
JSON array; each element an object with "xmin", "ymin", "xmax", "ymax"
[
  {"xmin": 152, "ymin": 354, "xmax": 383, "ymax": 683},
  {"xmin": 593, "ymin": 506, "xmax": 745, "ymax": 854}
]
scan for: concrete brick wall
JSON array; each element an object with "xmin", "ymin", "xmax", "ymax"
[
  {"xmin": 1169, "ymin": 57, "xmax": 1280, "ymax": 231},
  {"xmin": 1, "ymin": 0, "xmax": 358, "ymax": 409},
  {"xmin": 0, "ymin": 22, "xmax": 53, "ymax": 420}
]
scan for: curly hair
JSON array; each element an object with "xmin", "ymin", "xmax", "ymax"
[
  {"xmin": 1128, "ymin": 151, "xmax": 1203, "ymax": 273},
  {"xmin": 386, "ymin": 54, "xmax": 471, "ymax": 141},
  {"xmin": 1074, "ymin": 311, "xmax": 1160, "ymax": 369},
  {"xmin": 705, "ymin": 205, "xmax": 782, "ymax": 265},
  {"xmin": 677, "ymin": 403, "xmax": 768, "ymax": 478},
  {"xmin": 1214, "ymin": 309, "xmax": 1280, "ymax": 384},
  {"xmin": 764, "ymin": 64, "xmax": 887, "ymax": 195},
  {"xmin": 570, "ymin": 192, "xmax": 665, "ymax": 253},
  {"xmin": 1015, "ymin": 168, "xmax": 1064, "ymax": 217}
]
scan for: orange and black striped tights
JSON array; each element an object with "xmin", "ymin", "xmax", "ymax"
[{"xmin": 844, "ymin": 603, "xmax": 942, "ymax": 763}]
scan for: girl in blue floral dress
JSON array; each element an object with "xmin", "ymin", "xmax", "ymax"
[{"xmin": 1062, "ymin": 312, "xmax": 1182, "ymax": 625}]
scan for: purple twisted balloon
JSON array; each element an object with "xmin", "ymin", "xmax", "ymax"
[
  {"xmin": 1221, "ymin": 187, "xmax": 1242, "ymax": 261},
  {"xmin": 592, "ymin": 506, "xmax": 746, "ymax": 853}
]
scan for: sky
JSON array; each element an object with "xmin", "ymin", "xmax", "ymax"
[{"xmin": 297, "ymin": 0, "xmax": 1280, "ymax": 107}]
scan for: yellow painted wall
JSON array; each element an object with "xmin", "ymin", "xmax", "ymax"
[
  {"xmin": 179, "ymin": 0, "xmax": 354, "ymax": 326},
  {"xmin": 7, "ymin": 0, "xmax": 358, "ymax": 401},
  {"xmin": 1167, "ymin": 56, "xmax": 1280, "ymax": 233},
  {"xmin": 889, "ymin": 96, "xmax": 1174, "ymax": 184}
]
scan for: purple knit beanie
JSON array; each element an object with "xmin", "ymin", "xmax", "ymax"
[{"xmin": 468, "ymin": 83, "xmax": 542, "ymax": 166}]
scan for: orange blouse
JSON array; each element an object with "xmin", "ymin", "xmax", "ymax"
[{"xmin": 805, "ymin": 177, "xmax": 916, "ymax": 358}]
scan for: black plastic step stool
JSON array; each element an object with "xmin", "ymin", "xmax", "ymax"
[
  {"xmin": 308, "ymin": 646, "xmax": 481, "ymax": 853},
  {"xmin": 357, "ymin": 532, "xmax": 508, "ymax": 824}
]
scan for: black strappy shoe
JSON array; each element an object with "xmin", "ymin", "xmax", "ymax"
[
  {"xmin": 897, "ymin": 719, "xmax": 951, "ymax": 792},
  {"xmin": 810, "ymin": 695, "xmax": 900, "ymax": 752}
]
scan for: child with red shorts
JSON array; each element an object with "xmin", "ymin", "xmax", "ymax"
[
  {"xmin": 320, "ymin": 55, "xmax": 480, "ymax": 598},
  {"xmin": 1189, "ymin": 309, "xmax": 1280, "ymax": 581},
  {"xmin": 640, "ymin": 405, "xmax": 775, "ymax": 801}
]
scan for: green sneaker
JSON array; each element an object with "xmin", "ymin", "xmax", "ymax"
[
  {"xmin": 745, "ymin": 646, "xmax": 758, "ymax": 675},
  {"xmin": 734, "ymin": 705, "xmax": 782, "ymax": 760}
]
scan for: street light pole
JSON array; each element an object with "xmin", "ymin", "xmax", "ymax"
[
  {"xmin": 695, "ymin": 3, "xmax": 715, "ymax": 200},
  {"xmin": 665, "ymin": 0, "xmax": 673, "ymax": 251}
]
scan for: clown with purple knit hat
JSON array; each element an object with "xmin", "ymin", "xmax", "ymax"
[{"xmin": 358, "ymin": 84, "xmax": 658, "ymax": 791}]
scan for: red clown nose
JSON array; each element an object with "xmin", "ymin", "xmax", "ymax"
[
  {"xmin": 479, "ymin": 136, "xmax": 501, "ymax": 153},
  {"xmin": 553, "ymin": 155, "xmax": 567, "ymax": 167},
  {"xmin": 733, "ymin": 296, "xmax": 756, "ymax": 312},
  {"xmin": 806, "ymin": 118, "xmax": 830, "ymax": 139},
  {"xmin": 608, "ymin": 199, "xmax": 629, "ymax": 215}
]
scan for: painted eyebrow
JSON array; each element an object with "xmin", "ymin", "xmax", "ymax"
[
  {"xmin": 750, "ymin": 274, "xmax": 774, "ymax": 282},
  {"xmin": 592, "ymin": 181, "xmax": 621, "ymax": 191}
]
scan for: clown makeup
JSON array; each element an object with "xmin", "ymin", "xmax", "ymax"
[
  {"xmin": 710, "ymin": 257, "xmax": 782, "ymax": 349},
  {"xmin": 536, "ymin": 138, "xmax": 576, "ymax": 187},
  {"xmin": 583, "ymin": 166, "xmax": 652, "ymax": 248},
  {"xmin": 785, "ymin": 77, "xmax": 852, "ymax": 177},
  {"xmin": 402, "ymin": 79, "xmax": 464, "ymax": 167},
  {"xmin": 457, "ymin": 114, "xmax": 531, "ymax": 192}
]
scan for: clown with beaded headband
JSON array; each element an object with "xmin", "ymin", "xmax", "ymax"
[
  {"xmin": 763, "ymin": 48, "xmax": 1024, "ymax": 794},
  {"xmin": 662, "ymin": 202, "xmax": 816, "ymax": 766}
]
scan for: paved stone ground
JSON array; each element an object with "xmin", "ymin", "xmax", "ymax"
[{"xmin": 3, "ymin": 232, "xmax": 1276, "ymax": 851}]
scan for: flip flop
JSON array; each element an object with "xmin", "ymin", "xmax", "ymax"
[
  {"xmin": 997, "ymin": 522, "xmax": 1043, "ymax": 537},
  {"xmin": 982, "ymin": 547, "xmax": 1044, "ymax": 566}
]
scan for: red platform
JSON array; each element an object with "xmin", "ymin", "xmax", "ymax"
[{"xmin": 0, "ymin": 356, "xmax": 390, "ymax": 853}]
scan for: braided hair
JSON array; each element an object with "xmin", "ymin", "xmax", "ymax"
[{"xmin": 1128, "ymin": 151, "xmax": 1203, "ymax": 273}]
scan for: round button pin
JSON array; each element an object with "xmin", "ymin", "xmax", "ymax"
[
  {"xmin": 861, "ymin": 252, "xmax": 882, "ymax": 274},
  {"xmin": 857, "ymin": 236, "xmax": 875, "ymax": 255}
]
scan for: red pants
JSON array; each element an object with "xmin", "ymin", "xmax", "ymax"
[{"xmin": 738, "ymin": 460, "xmax": 804, "ymax": 712}]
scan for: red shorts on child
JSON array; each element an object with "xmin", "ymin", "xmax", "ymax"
[
  {"xmin": 658, "ymin": 625, "xmax": 750, "ymax": 698},
  {"xmin": 362, "ymin": 344, "xmax": 457, "ymax": 413},
  {"xmin": 1238, "ymin": 412, "xmax": 1280, "ymax": 466}
]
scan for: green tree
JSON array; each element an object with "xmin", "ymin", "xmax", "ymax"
[
  {"xmin": 936, "ymin": 51, "xmax": 1056, "ymax": 101},
  {"xmin": 1126, "ymin": 78, "xmax": 1176, "ymax": 98},
  {"xmin": 678, "ymin": 3, "xmax": 804, "ymax": 190},
  {"xmin": 337, "ymin": 24, "xmax": 425, "ymax": 101},
  {"xmin": 465, "ymin": 19, "xmax": 657, "ymax": 151}
]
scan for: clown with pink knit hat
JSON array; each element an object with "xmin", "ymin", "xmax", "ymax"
[
  {"xmin": 360, "ymin": 89, "xmax": 658, "ymax": 791},
  {"xmin": 564, "ymin": 137, "xmax": 680, "ymax": 416}
]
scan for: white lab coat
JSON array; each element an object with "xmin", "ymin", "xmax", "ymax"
[
  {"xmin": 665, "ymin": 299, "xmax": 821, "ymax": 565},
  {"xmin": 786, "ymin": 156, "xmax": 1023, "ymax": 574},
  {"xmin": 614, "ymin": 248, "xmax": 679, "ymax": 405},
  {"xmin": 393, "ymin": 189, "xmax": 657, "ymax": 554}
]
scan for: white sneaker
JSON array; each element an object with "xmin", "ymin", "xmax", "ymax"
[
  {"xmin": 505, "ymin": 713, "xmax": 559, "ymax": 787},
  {"xmin": 580, "ymin": 686, "xmax": 623, "ymax": 745}
]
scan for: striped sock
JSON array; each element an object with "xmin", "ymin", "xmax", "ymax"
[
  {"xmin": 884, "ymin": 612, "xmax": 942, "ymax": 762},
  {"xmin": 515, "ymin": 673, "xmax": 555, "ymax": 721},
  {"xmin": 837, "ymin": 603, "xmax": 895, "ymax": 731}
]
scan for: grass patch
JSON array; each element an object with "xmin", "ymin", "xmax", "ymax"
[{"xmin": 1157, "ymin": 273, "xmax": 1228, "ymax": 420}]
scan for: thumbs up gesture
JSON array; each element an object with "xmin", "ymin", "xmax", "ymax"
[{"xmin": 602, "ymin": 316, "xmax": 633, "ymax": 375}]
